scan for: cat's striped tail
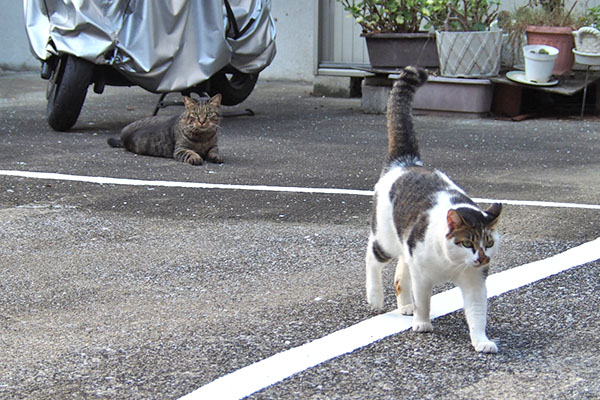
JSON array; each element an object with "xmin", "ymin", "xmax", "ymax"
[{"xmin": 386, "ymin": 66, "xmax": 428, "ymax": 166}]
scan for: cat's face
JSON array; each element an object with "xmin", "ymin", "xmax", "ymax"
[
  {"xmin": 183, "ymin": 94, "xmax": 222, "ymax": 130},
  {"xmin": 445, "ymin": 203, "xmax": 502, "ymax": 268}
]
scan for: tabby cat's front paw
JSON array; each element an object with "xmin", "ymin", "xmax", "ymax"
[
  {"xmin": 186, "ymin": 154, "xmax": 204, "ymax": 165},
  {"xmin": 177, "ymin": 150, "xmax": 204, "ymax": 165},
  {"xmin": 207, "ymin": 153, "xmax": 223, "ymax": 164},
  {"xmin": 473, "ymin": 339, "xmax": 498, "ymax": 353},
  {"xmin": 205, "ymin": 147, "xmax": 223, "ymax": 164}
]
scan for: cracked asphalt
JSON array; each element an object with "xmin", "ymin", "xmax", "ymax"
[{"xmin": 1, "ymin": 71, "xmax": 599, "ymax": 399}]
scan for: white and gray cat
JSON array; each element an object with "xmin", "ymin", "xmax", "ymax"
[{"xmin": 365, "ymin": 67, "xmax": 502, "ymax": 353}]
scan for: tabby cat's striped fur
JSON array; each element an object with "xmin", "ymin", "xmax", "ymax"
[{"xmin": 108, "ymin": 95, "xmax": 223, "ymax": 165}]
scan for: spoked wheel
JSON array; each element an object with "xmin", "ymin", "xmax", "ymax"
[
  {"xmin": 46, "ymin": 55, "xmax": 94, "ymax": 131},
  {"xmin": 206, "ymin": 68, "xmax": 259, "ymax": 106}
]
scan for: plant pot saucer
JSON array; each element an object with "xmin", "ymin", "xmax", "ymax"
[{"xmin": 506, "ymin": 70, "xmax": 559, "ymax": 86}]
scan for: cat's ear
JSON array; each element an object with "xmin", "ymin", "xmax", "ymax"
[
  {"xmin": 446, "ymin": 209, "xmax": 466, "ymax": 237},
  {"xmin": 183, "ymin": 96, "xmax": 197, "ymax": 109},
  {"xmin": 485, "ymin": 203, "xmax": 502, "ymax": 228},
  {"xmin": 208, "ymin": 93, "xmax": 222, "ymax": 107}
]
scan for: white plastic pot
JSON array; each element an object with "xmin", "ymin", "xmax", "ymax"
[{"xmin": 523, "ymin": 44, "xmax": 559, "ymax": 83}]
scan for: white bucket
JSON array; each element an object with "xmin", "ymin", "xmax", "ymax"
[{"xmin": 523, "ymin": 45, "xmax": 559, "ymax": 83}]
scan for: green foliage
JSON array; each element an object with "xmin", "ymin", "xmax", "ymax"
[
  {"xmin": 337, "ymin": 0, "xmax": 501, "ymax": 33},
  {"xmin": 425, "ymin": 0, "xmax": 500, "ymax": 31},
  {"xmin": 497, "ymin": 0, "xmax": 583, "ymax": 30},
  {"xmin": 336, "ymin": 0, "xmax": 431, "ymax": 33},
  {"xmin": 583, "ymin": 5, "xmax": 600, "ymax": 26}
]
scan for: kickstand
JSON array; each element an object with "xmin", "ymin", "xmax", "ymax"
[
  {"xmin": 152, "ymin": 93, "xmax": 182, "ymax": 116},
  {"xmin": 152, "ymin": 92, "xmax": 255, "ymax": 117},
  {"xmin": 223, "ymin": 109, "xmax": 255, "ymax": 117}
]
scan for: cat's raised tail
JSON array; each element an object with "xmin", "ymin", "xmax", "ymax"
[
  {"xmin": 107, "ymin": 137, "xmax": 123, "ymax": 148},
  {"xmin": 386, "ymin": 66, "xmax": 428, "ymax": 166}
]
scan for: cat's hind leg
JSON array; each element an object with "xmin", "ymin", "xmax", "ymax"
[
  {"xmin": 394, "ymin": 259, "xmax": 413, "ymax": 315},
  {"xmin": 365, "ymin": 236, "xmax": 392, "ymax": 310}
]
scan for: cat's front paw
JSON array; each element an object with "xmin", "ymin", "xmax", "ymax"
[
  {"xmin": 186, "ymin": 154, "xmax": 204, "ymax": 165},
  {"xmin": 398, "ymin": 304, "xmax": 413, "ymax": 315},
  {"xmin": 412, "ymin": 321, "xmax": 433, "ymax": 332},
  {"xmin": 177, "ymin": 150, "xmax": 204, "ymax": 165},
  {"xmin": 367, "ymin": 292, "xmax": 384, "ymax": 310},
  {"xmin": 205, "ymin": 147, "xmax": 223, "ymax": 164},
  {"xmin": 473, "ymin": 340, "xmax": 498, "ymax": 353},
  {"xmin": 207, "ymin": 154, "xmax": 224, "ymax": 164}
]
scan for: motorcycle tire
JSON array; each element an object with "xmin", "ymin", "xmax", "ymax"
[
  {"xmin": 207, "ymin": 70, "xmax": 259, "ymax": 106},
  {"xmin": 46, "ymin": 55, "xmax": 94, "ymax": 131}
]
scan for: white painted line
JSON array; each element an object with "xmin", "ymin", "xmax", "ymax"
[
  {"xmin": 474, "ymin": 198, "xmax": 600, "ymax": 211},
  {"xmin": 0, "ymin": 170, "xmax": 372, "ymax": 196},
  {"xmin": 180, "ymin": 237, "xmax": 600, "ymax": 400},
  {"xmin": 1, "ymin": 170, "xmax": 600, "ymax": 210}
]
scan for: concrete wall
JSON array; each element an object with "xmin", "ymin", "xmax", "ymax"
[
  {"xmin": 0, "ymin": 0, "xmax": 317, "ymax": 81},
  {"xmin": 266, "ymin": 0, "xmax": 316, "ymax": 81},
  {"xmin": 2, "ymin": 3, "xmax": 38, "ymax": 71}
]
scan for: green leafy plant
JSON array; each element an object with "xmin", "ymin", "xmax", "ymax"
[
  {"xmin": 583, "ymin": 5, "xmax": 600, "ymax": 26},
  {"xmin": 497, "ymin": 0, "xmax": 583, "ymax": 31},
  {"xmin": 425, "ymin": 0, "xmax": 500, "ymax": 31},
  {"xmin": 336, "ymin": 0, "xmax": 431, "ymax": 33}
]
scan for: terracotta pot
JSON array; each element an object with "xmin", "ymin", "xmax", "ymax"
[{"xmin": 525, "ymin": 25, "xmax": 575, "ymax": 75}]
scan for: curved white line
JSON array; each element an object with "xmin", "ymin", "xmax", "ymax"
[{"xmin": 180, "ymin": 238, "xmax": 600, "ymax": 400}]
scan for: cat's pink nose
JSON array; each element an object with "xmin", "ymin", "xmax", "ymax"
[{"xmin": 476, "ymin": 250, "xmax": 489, "ymax": 266}]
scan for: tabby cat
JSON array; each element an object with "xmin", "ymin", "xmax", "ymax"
[
  {"xmin": 108, "ymin": 94, "xmax": 223, "ymax": 165},
  {"xmin": 365, "ymin": 67, "xmax": 502, "ymax": 353}
]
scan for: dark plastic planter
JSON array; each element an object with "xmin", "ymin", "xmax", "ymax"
[{"xmin": 362, "ymin": 32, "xmax": 439, "ymax": 70}]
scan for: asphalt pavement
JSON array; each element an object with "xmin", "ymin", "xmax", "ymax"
[{"xmin": 1, "ymin": 71, "xmax": 599, "ymax": 399}]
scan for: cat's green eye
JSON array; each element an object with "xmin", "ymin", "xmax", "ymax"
[
  {"xmin": 485, "ymin": 240, "xmax": 495, "ymax": 248},
  {"xmin": 461, "ymin": 241, "xmax": 474, "ymax": 248}
]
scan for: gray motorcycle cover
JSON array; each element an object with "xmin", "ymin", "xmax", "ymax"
[{"xmin": 24, "ymin": 0, "xmax": 276, "ymax": 93}]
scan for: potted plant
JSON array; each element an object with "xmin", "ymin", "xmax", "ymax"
[
  {"xmin": 523, "ymin": 44, "xmax": 560, "ymax": 82},
  {"xmin": 499, "ymin": 0, "xmax": 585, "ymax": 75},
  {"xmin": 427, "ymin": 0, "xmax": 503, "ymax": 78},
  {"xmin": 336, "ymin": 0, "xmax": 439, "ymax": 69}
]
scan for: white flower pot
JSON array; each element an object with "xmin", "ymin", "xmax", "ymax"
[{"xmin": 523, "ymin": 44, "xmax": 559, "ymax": 83}]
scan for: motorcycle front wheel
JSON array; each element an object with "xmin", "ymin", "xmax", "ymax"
[
  {"xmin": 46, "ymin": 55, "xmax": 94, "ymax": 131},
  {"xmin": 206, "ymin": 69, "xmax": 259, "ymax": 106}
]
